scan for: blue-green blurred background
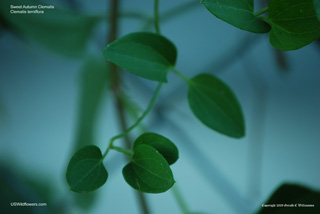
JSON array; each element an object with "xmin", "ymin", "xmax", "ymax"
[{"xmin": 1, "ymin": 0, "xmax": 320, "ymax": 213}]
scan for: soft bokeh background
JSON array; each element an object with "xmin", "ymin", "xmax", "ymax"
[{"xmin": 1, "ymin": 0, "xmax": 320, "ymax": 213}]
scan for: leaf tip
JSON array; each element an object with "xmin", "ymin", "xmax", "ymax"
[{"xmin": 235, "ymin": 131, "xmax": 245, "ymax": 139}]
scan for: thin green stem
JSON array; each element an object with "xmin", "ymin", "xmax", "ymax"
[
  {"xmin": 254, "ymin": 6, "xmax": 268, "ymax": 17},
  {"xmin": 111, "ymin": 145, "xmax": 134, "ymax": 155},
  {"xmin": 154, "ymin": 0, "xmax": 161, "ymax": 34},
  {"xmin": 171, "ymin": 185, "xmax": 190, "ymax": 214},
  {"xmin": 102, "ymin": 145, "xmax": 111, "ymax": 159},
  {"xmin": 102, "ymin": 83, "xmax": 163, "ymax": 159},
  {"xmin": 111, "ymin": 146, "xmax": 134, "ymax": 160},
  {"xmin": 106, "ymin": 0, "xmax": 149, "ymax": 213},
  {"xmin": 260, "ymin": 16, "xmax": 269, "ymax": 21},
  {"xmin": 172, "ymin": 68, "xmax": 191, "ymax": 84},
  {"xmin": 143, "ymin": 1, "xmax": 199, "ymax": 30},
  {"xmin": 110, "ymin": 82, "xmax": 162, "ymax": 143}
]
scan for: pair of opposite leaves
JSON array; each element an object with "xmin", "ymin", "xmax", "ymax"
[
  {"xmin": 66, "ymin": 133, "xmax": 178, "ymax": 193},
  {"xmin": 202, "ymin": 0, "xmax": 320, "ymax": 50},
  {"xmin": 67, "ymin": 31, "xmax": 246, "ymax": 194},
  {"xmin": 102, "ymin": 32, "xmax": 245, "ymax": 139}
]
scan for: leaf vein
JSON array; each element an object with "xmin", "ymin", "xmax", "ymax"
[{"xmin": 271, "ymin": 3, "xmax": 313, "ymax": 19}]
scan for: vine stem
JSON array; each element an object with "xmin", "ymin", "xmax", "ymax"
[
  {"xmin": 154, "ymin": 0, "xmax": 161, "ymax": 34},
  {"xmin": 172, "ymin": 68, "xmax": 191, "ymax": 83},
  {"xmin": 106, "ymin": 0, "xmax": 150, "ymax": 213},
  {"xmin": 103, "ymin": 0, "xmax": 163, "ymax": 160},
  {"xmin": 111, "ymin": 146, "xmax": 134, "ymax": 160},
  {"xmin": 254, "ymin": 6, "xmax": 268, "ymax": 16},
  {"xmin": 171, "ymin": 185, "xmax": 190, "ymax": 214},
  {"xmin": 102, "ymin": 83, "xmax": 163, "ymax": 159},
  {"xmin": 111, "ymin": 146, "xmax": 134, "ymax": 155},
  {"xmin": 143, "ymin": 1, "xmax": 199, "ymax": 30}
]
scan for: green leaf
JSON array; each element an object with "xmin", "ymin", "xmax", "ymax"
[
  {"xmin": 0, "ymin": 0, "xmax": 100, "ymax": 57},
  {"xmin": 201, "ymin": 0, "xmax": 271, "ymax": 33},
  {"xmin": 315, "ymin": 0, "xmax": 320, "ymax": 22},
  {"xmin": 69, "ymin": 57, "xmax": 108, "ymax": 209},
  {"xmin": 187, "ymin": 73, "xmax": 245, "ymax": 138},
  {"xmin": 134, "ymin": 132, "xmax": 179, "ymax": 165},
  {"xmin": 268, "ymin": 0, "xmax": 320, "ymax": 50},
  {"xmin": 122, "ymin": 145, "xmax": 175, "ymax": 193},
  {"xmin": 257, "ymin": 183, "xmax": 320, "ymax": 214},
  {"xmin": 102, "ymin": 32, "xmax": 177, "ymax": 82},
  {"xmin": 66, "ymin": 145, "xmax": 108, "ymax": 193}
]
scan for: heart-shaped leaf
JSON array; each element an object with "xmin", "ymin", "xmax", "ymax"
[
  {"xmin": 122, "ymin": 145, "xmax": 175, "ymax": 193},
  {"xmin": 201, "ymin": 0, "xmax": 271, "ymax": 33},
  {"xmin": 66, "ymin": 145, "xmax": 108, "ymax": 193},
  {"xmin": 187, "ymin": 73, "xmax": 245, "ymax": 138},
  {"xmin": 102, "ymin": 32, "xmax": 177, "ymax": 82},
  {"xmin": 268, "ymin": 0, "xmax": 320, "ymax": 50},
  {"xmin": 71, "ymin": 57, "xmax": 108, "ymax": 208},
  {"xmin": 134, "ymin": 132, "xmax": 179, "ymax": 165}
]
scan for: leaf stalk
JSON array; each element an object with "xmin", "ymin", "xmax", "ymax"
[
  {"xmin": 154, "ymin": 0, "xmax": 161, "ymax": 34},
  {"xmin": 254, "ymin": 7, "xmax": 268, "ymax": 17},
  {"xmin": 111, "ymin": 145, "xmax": 134, "ymax": 155},
  {"xmin": 102, "ymin": 83, "xmax": 163, "ymax": 159},
  {"xmin": 172, "ymin": 68, "xmax": 191, "ymax": 83},
  {"xmin": 171, "ymin": 185, "xmax": 191, "ymax": 214}
]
